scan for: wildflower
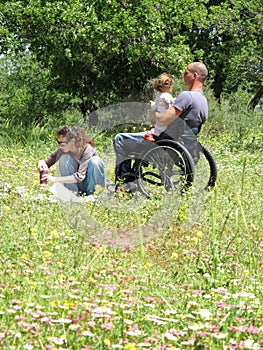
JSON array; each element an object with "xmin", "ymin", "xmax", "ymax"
[
  {"xmin": 203, "ymin": 273, "xmax": 211, "ymax": 278},
  {"xmin": 137, "ymin": 342, "xmax": 151, "ymax": 347},
  {"xmin": 243, "ymin": 339, "xmax": 260, "ymax": 349},
  {"xmin": 228, "ymin": 325, "xmax": 245, "ymax": 332},
  {"xmin": 188, "ymin": 323, "xmax": 203, "ymax": 330},
  {"xmin": 246, "ymin": 325, "xmax": 261, "ymax": 334},
  {"xmin": 198, "ymin": 309, "xmax": 212, "ymax": 319},
  {"xmin": 87, "ymin": 321, "xmax": 96, "ymax": 327},
  {"xmin": 171, "ymin": 252, "xmax": 178, "ymax": 260},
  {"xmin": 68, "ymin": 324, "xmax": 81, "ymax": 331},
  {"xmin": 48, "ymin": 335, "xmax": 67, "ymax": 345},
  {"xmin": 215, "ymin": 301, "xmax": 228, "ymax": 308},
  {"xmin": 145, "ymin": 244, "xmax": 154, "ymax": 249},
  {"xmin": 124, "ymin": 344, "xmax": 136, "ymax": 350},
  {"xmin": 23, "ymin": 345, "xmax": 34, "ymax": 350},
  {"xmin": 124, "ymin": 327, "xmax": 142, "ymax": 336},
  {"xmin": 191, "ymin": 236, "xmax": 199, "ymax": 244},
  {"xmin": 80, "ymin": 330, "xmax": 95, "ymax": 337},
  {"xmin": 196, "ymin": 231, "xmax": 203, "ymax": 238},
  {"xmin": 104, "ymin": 284, "xmax": 117, "ymax": 291},
  {"xmin": 181, "ymin": 337, "xmax": 196, "ymax": 346},
  {"xmin": 31, "ymin": 228, "xmax": 38, "ymax": 236},
  {"xmin": 43, "ymin": 251, "xmax": 51, "ymax": 260},
  {"xmin": 211, "ymin": 333, "xmax": 228, "ymax": 339},
  {"xmin": 104, "ymin": 339, "xmax": 111, "ymax": 345},
  {"xmin": 101, "ymin": 323, "xmax": 113, "ymax": 330},
  {"xmin": 51, "ymin": 318, "xmax": 72, "ymax": 324},
  {"xmin": 164, "ymin": 331, "xmax": 178, "ymax": 341},
  {"xmin": 48, "ymin": 230, "xmax": 59, "ymax": 239}
]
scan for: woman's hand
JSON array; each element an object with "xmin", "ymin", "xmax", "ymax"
[
  {"xmin": 37, "ymin": 160, "xmax": 48, "ymax": 172},
  {"xmin": 41, "ymin": 173, "xmax": 56, "ymax": 183}
]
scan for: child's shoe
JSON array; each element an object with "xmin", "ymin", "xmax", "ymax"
[{"xmin": 143, "ymin": 132, "xmax": 156, "ymax": 142}]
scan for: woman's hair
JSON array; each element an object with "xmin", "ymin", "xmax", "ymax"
[
  {"xmin": 153, "ymin": 73, "xmax": 174, "ymax": 92},
  {"xmin": 57, "ymin": 125, "xmax": 95, "ymax": 148}
]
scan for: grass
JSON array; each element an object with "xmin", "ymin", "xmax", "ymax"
[{"xmin": 0, "ymin": 129, "xmax": 263, "ymax": 349}]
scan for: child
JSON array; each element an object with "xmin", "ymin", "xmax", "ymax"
[{"xmin": 144, "ymin": 73, "xmax": 175, "ymax": 142}]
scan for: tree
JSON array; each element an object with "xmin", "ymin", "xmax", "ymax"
[
  {"xmin": 0, "ymin": 0, "xmax": 206, "ymax": 119},
  {"xmin": 0, "ymin": 0, "xmax": 262, "ymax": 123},
  {"xmin": 0, "ymin": 53, "xmax": 68, "ymax": 126},
  {"xmin": 207, "ymin": 0, "xmax": 263, "ymax": 96}
]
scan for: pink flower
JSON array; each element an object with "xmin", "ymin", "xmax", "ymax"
[
  {"xmin": 206, "ymin": 324, "xmax": 219, "ymax": 333},
  {"xmin": 146, "ymin": 244, "xmax": 154, "ymax": 249},
  {"xmin": 87, "ymin": 321, "xmax": 96, "ymax": 327},
  {"xmin": 228, "ymin": 325, "xmax": 245, "ymax": 332},
  {"xmin": 164, "ymin": 331, "xmax": 178, "ymax": 341},
  {"xmin": 181, "ymin": 337, "xmax": 196, "ymax": 346},
  {"xmin": 124, "ymin": 327, "xmax": 142, "ymax": 337},
  {"xmin": 145, "ymin": 297, "xmax": 156, "ymax": 302},
  {"xmin": 101, "ymin": 323, "xmax": 113, "ymax": 330},
  {"xmin": 246, "ymin": 325, "xmax": 261, "ymax": 334},
  {"xmin": 103, "ymin": 284, "xmax": 117, "ymax": 291},
  {"xmin": 215, "ymin": 301, "xmax": 228, "ymax": 308}
]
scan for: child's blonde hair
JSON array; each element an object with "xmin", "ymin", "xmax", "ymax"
[{"xmin": 153, "ymin": 73, "xmax": 174, "ymax": 91}]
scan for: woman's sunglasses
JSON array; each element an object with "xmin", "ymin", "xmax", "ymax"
[{"xmin": 57, "ymin": 140, "xmax": 69, "ymax": 146}]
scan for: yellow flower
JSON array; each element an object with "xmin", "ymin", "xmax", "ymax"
[
  {"xmin": 50, "ymin": 230, "xmax": 59, "ymax": 239},
  {"xmin": 191, "ymin": 236, "xmax": 199, "ymax": 244},
  {"xmin": 196, "ymin": 230, "xmax": 203, "ymax": 238},
  {"xmin": 31, "ymin": 228, "xmax": 38, "ymax": 236},
  {"xmin": 124, "ymin": 344, "xmax": 137, "ymax": 350},
  {"xmin": 43, "ymin": 251, "xmax": 51, "ymax": 260},
  {"xmin": 144, "ymin": 262, "xmax": 152, "ymax": 268},
  {"xmin": 171, "ymin": 252, "xmax": 178, "ymax": 260},
  {"xmin": 104, "ymin": 338, "xmax": 111, "ymax": 345}
]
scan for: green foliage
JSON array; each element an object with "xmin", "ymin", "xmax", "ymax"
[
  {"xmin": 0, "ymin": 0, "xmax": 262, "ymax": 125},
  {"xmin": 206, "ymin": 0, "xmax": 263, "ymax": 96},
  {"xmin": 200, "ymin": 88, "xmax": 263, "ymax": 152},
  {"xmin": 0, "ymin": 53, "xmax": 71, "ymax": 126},
  {"xmin": 0, "ymin": 0, "xmax": 208, "ymax": 120}
]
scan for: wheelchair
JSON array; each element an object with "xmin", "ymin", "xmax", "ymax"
[{"xmin": 117, "ymin": 133, "xmax": 218, "ymax": 199}]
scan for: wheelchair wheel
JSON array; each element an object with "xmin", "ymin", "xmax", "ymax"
[
  {"xmin": 194, "ymin": 143, "xmax": 218, "ymax": 190},
  {"xmin": 135, "ymin": 140, "xmax": 195, "ymax": 198}
]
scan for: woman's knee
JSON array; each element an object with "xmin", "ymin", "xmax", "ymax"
[
  {"xmin": 89, "ymin": 156, "xmax": 103, "ymax": 167},
  {"xmin": 59, "ymin": 153, "xmax": 78, "ymax": 175}
]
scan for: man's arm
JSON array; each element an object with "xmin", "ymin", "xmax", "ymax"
[{"xmin": 155, "ymin": 106, "xmax": 182, "ymax": 126}]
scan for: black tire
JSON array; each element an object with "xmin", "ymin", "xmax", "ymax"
[
  {"xmin": 199, "ymin": 143, "xmax": 218, "ymax": 189},
  {"xmin": 135, "ymin": 140, "xmax": 195, "ymax": 198}
]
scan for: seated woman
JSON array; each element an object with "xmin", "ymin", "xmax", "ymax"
[{"xmin": 37, "ymin": 125, "xmax": 106, "ymax": 196}]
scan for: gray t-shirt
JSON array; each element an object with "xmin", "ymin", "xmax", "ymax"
[
  {"xmin": 165, "ymin": 90, "xmax": 208, "ymax": 135},
  {"xmin": 45, "ymin": 144, "xmax": 98, "ymax": 182},
  {"xmin": 174, "ymin": 90, "xmax": 208, "ymax": 126}
]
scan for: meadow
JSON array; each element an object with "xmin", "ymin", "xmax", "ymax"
[{"xmin": 0, "ymin": 107, "xmax": 263, "ymax": 349}]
